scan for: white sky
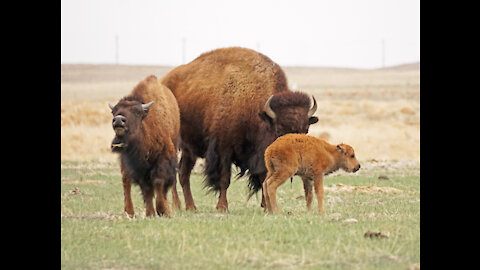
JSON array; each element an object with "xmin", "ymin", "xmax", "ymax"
[{"xmin": 61, "ymin": 0, "xmax": 419, "ymax": 68}]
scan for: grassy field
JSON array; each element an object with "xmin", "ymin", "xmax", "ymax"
[
  {"xmin": 61, "ymin": 63, "xmax": 420, "ymax": 269},
  {"xmin": 61, "ymin": 160, "xmax": 419, "ymax": 270}
]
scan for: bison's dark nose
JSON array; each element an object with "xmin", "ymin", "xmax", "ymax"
[
  {"xmin": 113, "ymin": 115, "xmax": 126, "ymax": 127},
  {"xmin": 354, "ymin": 165, "xmax": 361, "ymax": 172}
]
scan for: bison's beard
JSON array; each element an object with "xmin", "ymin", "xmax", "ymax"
[
  {"xmin": 114, "ymin": 127, "xmax": 127, "ymax": 136},
  {"xmin": 111, "ymin": 136, "xmax": 126, "ymax": 152}
]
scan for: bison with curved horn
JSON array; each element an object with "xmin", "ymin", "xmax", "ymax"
[
  {"xmin": 160, "ymin": 47, "xmax": 318, "ymax": 211},
  {"xmin": 109, "ymin": 75, "xmax": 181, "ymax": 217}
]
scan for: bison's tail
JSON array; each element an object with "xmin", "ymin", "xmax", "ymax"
[
  {"xmin": 203, "ymin": 138, "xmax": 222, "ymax": 193},
  {"xmin": 244, "ymin": 153, "xmax": 271, "ymax": 201},
  {"xmin": 246, "ymin": 174, "xmax": 263, "ymax": 201}
]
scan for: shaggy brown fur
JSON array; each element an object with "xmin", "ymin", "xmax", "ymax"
[
  {"xmin": 160, "ymin": 47, "xmax": 318, "ymax": 211},
  {"xmin": 109, "ymin": 75, "xmax": 181, "ymax": 217},
  {"xmin": 263, "ymin": 134, "xmax": 360, "ymax": 214}
]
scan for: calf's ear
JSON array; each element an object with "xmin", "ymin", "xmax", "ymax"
[
  {"xmin": 336, "ymin": 144, "xmax": 346, "ymax": 155},
  {"xmin": 309, "ymin": 116, "xmax": 319, "ymax": 125}
]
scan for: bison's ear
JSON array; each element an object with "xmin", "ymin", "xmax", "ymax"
[
  {"xmin": 259, "ymin": 112, "xmax": 274, "ymax": 126},
  {"xmin": 309, "ymin": 116, "xmax": 319, "ymax": 125}
]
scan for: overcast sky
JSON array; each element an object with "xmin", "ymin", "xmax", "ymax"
[{"xmin": 61, "ymin": 0, "xmax": 419, "ymax": 69}]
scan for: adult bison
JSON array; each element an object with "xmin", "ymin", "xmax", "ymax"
[
  {"xmin": 109, "ymin": 75, "xmax": 181, "ymax": 217},
  {"xmin": 160, "ymin": 47, "xmax": 318, "ymax": 211}
]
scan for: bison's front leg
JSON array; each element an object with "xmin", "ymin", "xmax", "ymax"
[
  {"xmin": 121, "ymin": 169, "xmax": 135, "ymax": 218},
  {"xmin": 215, "ymin": 165, "xmax": 231, "ymax": 212},
  {"xmin": 155, "ymin": 182, "xmax": 172, "ymax": 217},
  {"xmin": 143, "ymin": 189, "xmax": 156, "ymax": 217}
]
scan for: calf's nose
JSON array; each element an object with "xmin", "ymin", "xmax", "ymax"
[{"xmin": 354, "ymin": 164, "xmax": 361, "ymax": 172}]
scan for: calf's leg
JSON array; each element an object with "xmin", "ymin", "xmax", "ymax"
[
  {"xmin": 302, "ymin": 177, "xmax": 314, "ymax": 211},
  {"xmin": 313, "ymin": 175, "xmax": 325, "ymax": 214},
  {"xmin": 262, "ymin": 176, "xmax": 272, "ymax": 213},
  {"xmin": 265, "ymin": 171, "xmax": 293, "ymax": 214}
]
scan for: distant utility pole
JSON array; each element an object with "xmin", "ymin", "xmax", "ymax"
[
  {"xmin": 381, "ymin": 39, "xmax": 385, "ymax": 68},
  {"xmin": 182, "ymin": 37, "xmax": 186, "ymax": 64},
  {"xmin": 115, "ymin": 35, "xmax": 119, "ymax": 65}
]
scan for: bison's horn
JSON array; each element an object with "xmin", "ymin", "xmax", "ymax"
[
  {"xmin": 308, "ymin": 96, "xmax": 317, "ymax": 117},
  {"xmin": 264, "ymin": 95, "xmax": 276, "ymax": 119},
  {"xmin": 142, "ymin": 101, "xmax": 154, "ymax": 111},
  {"xmin": 109, "ymin": 103, "xmax": 115, "ymax": 110}
]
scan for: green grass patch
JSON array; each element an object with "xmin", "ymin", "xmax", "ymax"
[{"xmin": 61, "ymin": 161, "xmax": 419, "ymax": 269}]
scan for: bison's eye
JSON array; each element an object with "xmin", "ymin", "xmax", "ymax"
[{"xmin": 350, "ymin": 154, "xmax": 355, "ymax": 159}]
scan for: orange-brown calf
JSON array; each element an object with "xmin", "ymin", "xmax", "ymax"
[{"xmin": 263, "ymin": 134, "xmax": 360, "ymax": 214}]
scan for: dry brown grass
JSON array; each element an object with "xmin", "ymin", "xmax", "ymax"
[
  {"xmin": 61, "ymin": 63, "xmax": 419, "ymax": 162},
  {"xmin": 324, "ymin": 183, "xmax": 403, "ymax": 194}
]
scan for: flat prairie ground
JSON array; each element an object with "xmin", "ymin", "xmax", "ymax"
[
  {"xmin": 60, "ymin": 63, "xmax": 420, "ymax": 269},
  {"xmin": 61, "ymin": 160, "xmax": 419, "ymax": 270}
]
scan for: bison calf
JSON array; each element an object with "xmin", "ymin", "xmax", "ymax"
[
  {"xmin": 263, "ymin": 134, "xmax": 360, "ymax": 214},
  {"xmin": 109, "ymin": 75, "xmax": 181, "ymax": 217}
]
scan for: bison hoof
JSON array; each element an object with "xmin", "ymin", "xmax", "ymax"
[
  {"xmin": 157, "ymin": 210, "xmax": 172, "ymax": 218},
  {"xmin": 172, "ymin": 202, "xmax": 182, "ymax": 211},
  {"xmin": 124, "ymin": 212, "xmax": 135, "ymax": 219},
  {"xmin": 215, "ymin": 205, "xmax": 228, "ymax": 212},
  {"xmin": 185, "ymin": 204, "xmax": 197, "ymax": 211}
]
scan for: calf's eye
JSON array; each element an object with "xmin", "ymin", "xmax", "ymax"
[{"xmin": 350, "ymin": 155, "xmax": 355, "ymax": 158}]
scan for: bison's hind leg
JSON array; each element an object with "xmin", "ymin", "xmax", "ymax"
[
  {"xmin": 169, "ymin": 156, "xmax": 182, "ymax": 211},
  {"xmin": 178, "ymin": 149, "xmax": 198, "ymax": 210},
  {"xmin": 204, "ymin": 139, "xmax": 232, "ymax": 211},
  {"xmin": 171, "ymin": 181, "xmax": 182, "ymax": 211}
]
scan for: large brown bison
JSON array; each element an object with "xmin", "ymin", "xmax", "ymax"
[
  {"xmin": 160, "ymin": 47, "xmax": 318, "ymax": 211},
  {"xmin": 109, "ymin": 75, "xmax": 181, "ymax": 217}
]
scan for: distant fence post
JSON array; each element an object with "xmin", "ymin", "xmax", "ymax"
[{"xmin": 115, "ymin": 35, "xmax": 119, "ymax": 65}]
